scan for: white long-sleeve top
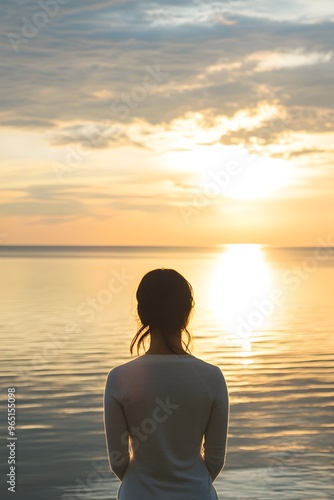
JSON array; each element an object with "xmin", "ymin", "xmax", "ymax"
[{"xmin": 104, "ymin": 353, "xmax": 229, "ymax": 500}]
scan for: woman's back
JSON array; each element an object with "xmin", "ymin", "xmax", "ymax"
[{"xmin": 104, "ymin": 353, "xmax": 229, "ymax": 500}]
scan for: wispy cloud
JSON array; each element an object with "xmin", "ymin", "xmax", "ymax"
[{"xmin": 249, "ymin": 50, "xmax": 332, "ymax": 72}]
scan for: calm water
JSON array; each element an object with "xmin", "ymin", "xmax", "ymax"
[{"xmin": 0, "ymin": 245, "xmax": 333, "ymax": 500}]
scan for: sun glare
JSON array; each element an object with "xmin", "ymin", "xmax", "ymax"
[
  {"xmin": 211, "ymin": 245, "xmax": 273, "ymax": 346},
  {"xmin": 222, "ymin": 157, "xmax": 295, "ymax": 200},
  {"xmin": 164, "ymin": 144, "xmax": 295, "ymax": 201}
]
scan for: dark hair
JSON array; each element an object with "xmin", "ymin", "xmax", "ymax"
[{"xmin": 130, "ymin": 268, "xmax": 195, "ymax": 355}]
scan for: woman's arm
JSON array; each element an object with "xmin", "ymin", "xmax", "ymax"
[
  {"xmin": 103, "ymin": 370, "xmax": 130, "ymax": 480},
  {"xmin": 203, "ymin": 367, "xmax": 229, "ymax": 481}
]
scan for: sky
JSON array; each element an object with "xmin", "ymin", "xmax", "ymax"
[{"xmin": 1, "ymin": 0, "xmax": 333, "ymax": 246}]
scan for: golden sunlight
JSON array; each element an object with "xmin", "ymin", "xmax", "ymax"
[
  {"xmin": 211, "ymin": 244, "xmax": 273, "ymax": 346},
  {"xmin": 162, "ymin": 144, "xmax": 227, "ymax": 175},
  {"xmin": 222, "ymin": 157, "xmax": 295, "ymax": 200},
  {"xmin": 163, "ymin": 143, "xmax": 295, "ymax": 201}
]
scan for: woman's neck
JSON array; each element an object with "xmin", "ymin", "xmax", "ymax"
[{"xmin": 145, "ymin": 329, "xmax": 188, "ymax": 355}]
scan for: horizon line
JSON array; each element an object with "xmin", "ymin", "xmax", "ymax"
[{"xmin": 0, "ymin": 244, "xmax": 332, "ymax": 249}]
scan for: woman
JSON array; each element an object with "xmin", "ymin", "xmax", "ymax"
[{"xmin": 104, "ymin": 268, "xmax": 229, "ymax": 499}]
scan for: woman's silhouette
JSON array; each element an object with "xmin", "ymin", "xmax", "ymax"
[{"xmin": 104, "ymin": 268, "xmax": 229, "ymax": 499}]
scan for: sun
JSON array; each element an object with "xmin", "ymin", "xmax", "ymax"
[
  {"xmin": 198, "ymin": 145, "xmax": 295, "ymax": 200},
  {"xmin": 163, "ymin": 144, "xmax": 295, "ymax": 201},
  {"xmin": 221, "ymin": 156, "xmax": 295, "ymax": 200}
]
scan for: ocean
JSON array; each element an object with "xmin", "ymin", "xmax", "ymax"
[{"xmin": 1, "ymin": 245, "xmax": 333, "ymax": 499}]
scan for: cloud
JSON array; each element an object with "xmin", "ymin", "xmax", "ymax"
[
  {"xmin": 45, "ymin": 102, "xmax": 334, "ymax": 168},
  {"xmin": 47, "ymin": 123, "xmax": 147, "ymax": 150},
  {"xmin": 0, "ymin": 178, "xmax": 193, "ymax": 221},
  {"xmin": 247, "ymin": 50, "xmax": 332, "ymax": 72},
  {"xmin": 0, "ymin": 201, "xmax": 87, "ymax": 219},
  {"xmin": 1, "ymin": 0, "xmax": 333, "ymax": 136}
]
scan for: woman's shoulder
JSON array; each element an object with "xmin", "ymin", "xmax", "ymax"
[
  {"xmin": 106, "ymin": 355, "xmax": 223, "ymax": 378},
  {"xmin": 106, "ymin": 356, "xmax": 143, "ymax": 377},
  {"xmin": 190, "ymin": 357, "xmax": 225, "ymax": 381}
]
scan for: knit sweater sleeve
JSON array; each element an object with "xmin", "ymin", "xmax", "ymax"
[
  {"xmin": 203, "ymin": 366, "xmax": 229, "ymax": 481},
  {"xmin": 103, "ymin": 368, "xmax": 130, "ymax": 480}
]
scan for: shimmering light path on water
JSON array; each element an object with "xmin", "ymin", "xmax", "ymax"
[{"xmin": 0, "ymin": 246, "xmax": 333, "ymax": 499}]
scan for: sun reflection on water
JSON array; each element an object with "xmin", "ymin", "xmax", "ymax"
[{"xmin": 211, "ymin": 244, "xmax": 273, "ymax": 347}]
